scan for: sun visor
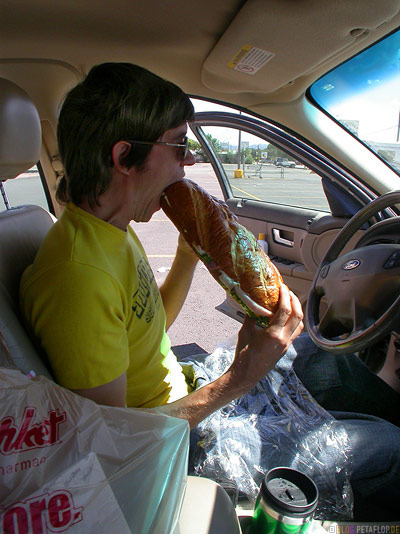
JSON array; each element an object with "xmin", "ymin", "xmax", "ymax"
[{"xmin": 202, "ymin": 0, "xmax": 400, "ymax": 95}]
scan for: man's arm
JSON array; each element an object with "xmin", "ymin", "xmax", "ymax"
[
  {"xmin": 159, "ymin": 234, "xmax": 198, "ymax": 330},
  {"xmin": 156, "ymin": 285, "xmax": 303, "ymax": 428},
  {"xmin": 71, "ymin": 373, "xmax": 127, "ymax": 407},
  {"xmin": 71, "ymin": 285, "xmax": 303, "ymax": 428}
]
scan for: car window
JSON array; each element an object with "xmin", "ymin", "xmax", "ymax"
[
  {"xmin": 0, "ymin": 165, "xmax": 50, "ymax": 212},
  {"xmin": 309, "ymin": 29, "xmax": 400, "ymax": 177},
  {"xmin": 192, "ymin": 125, "xmax": 330, "ymax": 212}
]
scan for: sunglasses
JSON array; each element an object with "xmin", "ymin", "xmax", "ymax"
[{"xmin": 127, "ymin": 136, "xmax": 189, "ymax": 160}]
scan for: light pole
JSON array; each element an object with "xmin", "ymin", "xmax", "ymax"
[
  {"xmin": 234, "ymin": 112, "xmax": 244, "ymax": 178},
  {"xmin": 237, "ymin": 129, "xmax": 242, "ymax": 169}
]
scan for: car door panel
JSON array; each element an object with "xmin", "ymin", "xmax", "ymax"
[{"xmin": 225, "ymin": 199, "xmax": 363, "ymax": 309}]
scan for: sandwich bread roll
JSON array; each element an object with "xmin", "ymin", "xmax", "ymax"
[{"xmin": 160, "ymin": 179, "xmax": 283, "ymax": 326}]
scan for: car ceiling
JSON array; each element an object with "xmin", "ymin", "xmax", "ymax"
[{"xmin": 1, "ymin": 0, "xmax": 400, "ymax": 124}]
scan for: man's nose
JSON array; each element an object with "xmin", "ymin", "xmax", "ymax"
[{"xmin": 182, "ymin": 150, "xmax": 196, "ymax": 166}]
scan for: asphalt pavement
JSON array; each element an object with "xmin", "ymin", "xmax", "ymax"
[{"xmin": 131, "ymin": 163, "xmax": 242, "ymax": 357}]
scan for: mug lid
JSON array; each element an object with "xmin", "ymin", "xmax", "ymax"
[{"xmin": 261, "ymin": 467, "xmax": 318, "ymax": 516}]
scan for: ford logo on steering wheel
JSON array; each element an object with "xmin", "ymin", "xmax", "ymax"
[{"xmin": 342, "ymin": 259, "xmax": 361, "ymax": 270}]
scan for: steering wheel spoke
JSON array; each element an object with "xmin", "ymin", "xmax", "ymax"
[
  {"xmin": 317, "ymin": 296, "xmax": 365, "ymax": 341},
  {"xmin": 346, "ymin": 298, "xmax": 375, "ymax": 339}
]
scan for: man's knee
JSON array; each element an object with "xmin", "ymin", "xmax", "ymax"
[{"xmin": 290, "ymin": 335, "xmax": 342, "ymax": 395}]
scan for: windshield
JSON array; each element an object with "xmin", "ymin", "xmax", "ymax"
[{"xmin": 309, "ymin": 29, "xmax": 400, "ymax": 175}]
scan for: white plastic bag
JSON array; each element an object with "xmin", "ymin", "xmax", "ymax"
[{"xmin": 0, "ymin": 368, "xmax": 189, "ymax": 533}]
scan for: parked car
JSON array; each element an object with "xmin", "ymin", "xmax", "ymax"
[
  {"xmin": 0, "ymin": 0, "xmax": 399, "ymax": 531},
  {"xmin": 274, "ymin": 157, "xmax": 296, "ymax": 168}
]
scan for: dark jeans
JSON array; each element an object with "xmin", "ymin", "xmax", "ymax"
[
  {"xmin": 290, "ymin": 335, "xmax": 400, "ymax": 520},
  {"xmin": 292, "ymin": 335, "xmax": 400, "ymax": 428}
]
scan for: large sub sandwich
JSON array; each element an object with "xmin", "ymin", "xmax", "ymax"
[{"xmin": 160, "ymin": 179, "xmax": 282, "ymax": 327}]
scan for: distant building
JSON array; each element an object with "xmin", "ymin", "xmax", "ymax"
[
  {"xmin": 221, "ymin": 141, "xmax": 231, "ymax": 151},
  {"xmin": 366, "ymin": 141, "xmax": 400, "ymax": 168},
  {"xmin": 341, "ymin": 119, "xmax": 360, "ymax": 136}
]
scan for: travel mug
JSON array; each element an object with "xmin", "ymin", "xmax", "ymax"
[{"xmin": 250, "ymin": 467, "xmax": 319, "ymax": 534}]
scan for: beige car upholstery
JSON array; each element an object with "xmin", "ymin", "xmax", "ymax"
[
  {"xmin": 0, "ymin": 76, "xmax": 242, "ymax": 534},
  {"xmin": 0, "ymin": 204, "xmax": 55, "ymax": 377},
  {"xmin": 0, "ymin": 77, "xmax": 42, "ymax": 180},
  {"xmin": 176, "ymin": 476, "xmax": 242, "ymax": 534},
  {"xmin": 0, "ymin": 76, "xmax": 54, "ymax": 377}
]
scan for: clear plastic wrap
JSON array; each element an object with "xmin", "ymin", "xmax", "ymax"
[
  {"xmin": 0, "ymin": 368, "xmax": 189, "ymax": 534},
  {"xmin": 187, "ymin": 340, "xmax": 354, "ymax": 521}
]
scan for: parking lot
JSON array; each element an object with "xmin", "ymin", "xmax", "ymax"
[{"xmin": 222, "ymin": 163, "xmax": 330, "ymax": 211}]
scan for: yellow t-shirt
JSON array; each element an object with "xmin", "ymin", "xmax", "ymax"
[{"xmin": 19, "ymin": 203, "xmax": 189, "ymax": 407}]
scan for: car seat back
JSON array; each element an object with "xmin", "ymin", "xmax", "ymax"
[{"xmin": 0, "ymin": 77, "xmax": 54, "ymax": 378}]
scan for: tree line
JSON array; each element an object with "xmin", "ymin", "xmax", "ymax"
[{"xmin": 189, "ymin": 134, "xmax": 294, "ymax": 164}]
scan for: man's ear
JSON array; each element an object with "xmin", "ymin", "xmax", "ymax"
[{"xmin": 111, "ymin": 141, "xmax": 132, "ymax": 175}]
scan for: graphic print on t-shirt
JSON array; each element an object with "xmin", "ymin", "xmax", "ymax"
[{"xmin": 132, "ymin": 258, "xmax": 160, "ymax": 323}]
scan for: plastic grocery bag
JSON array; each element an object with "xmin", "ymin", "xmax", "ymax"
[
  {"xmin": 0, "ymin": 368, "xmax": 189, "ymax": 534},
  {"xmin": 186, "ymin": 340, "xmax": 354, "ymax": 521}
]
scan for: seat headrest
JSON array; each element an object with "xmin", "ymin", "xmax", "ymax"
[{"xmin": 0, "ymin": 78, "xmax": 41, "ymax": 180}]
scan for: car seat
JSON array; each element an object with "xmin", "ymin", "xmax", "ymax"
[
  {"xmin": 0, "ymin": 77, "xmax": 54, "ymax": 378},
  {"xmin": 0, "ymin": 76, "xmax": 242, "ymax": 534}
]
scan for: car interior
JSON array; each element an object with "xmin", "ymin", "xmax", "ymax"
[{"xmin": 1, "ymin": 0, "xmax": 400, "ymax": 530}]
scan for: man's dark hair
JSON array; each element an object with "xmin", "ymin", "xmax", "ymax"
[{"xmin": 56, "ymin": 63, "xmax": 194, "ymax": 207}]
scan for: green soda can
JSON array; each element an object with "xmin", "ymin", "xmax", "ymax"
[{"xmin": 250, "ymin": 467, "xmax": 318, "ymax": 534}]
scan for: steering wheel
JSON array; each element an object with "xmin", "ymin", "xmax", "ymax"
[{"xmin": 306, "ymin": 190, "xmax": 400, "ymax": 354}]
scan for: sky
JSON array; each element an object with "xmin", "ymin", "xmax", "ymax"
[
  {"xmin": 328, "ymin": 76, "xmax": 400, "ymax": 143},
  {"xmin": 191, "ymin": 72, "xmax": 400, "ymax": 146}
]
